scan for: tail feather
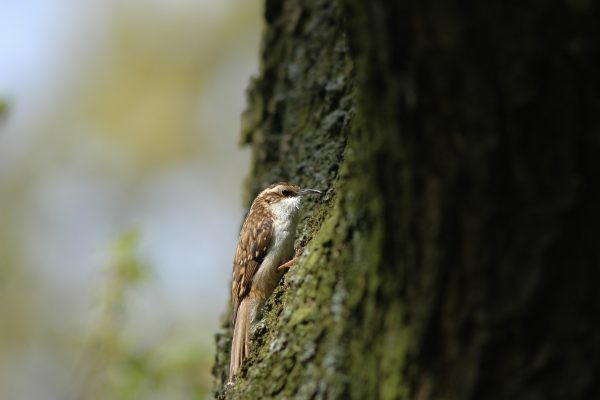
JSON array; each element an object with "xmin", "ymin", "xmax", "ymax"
[{"xmin": 229, "ymin": 298, "xmax": 256, "ymax": 382}]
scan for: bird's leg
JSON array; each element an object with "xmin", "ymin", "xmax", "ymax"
[
  {"xmin": 277, "ymin": 258, "xmax": 295, "ymax": 271},
  {"xmin": 277, "ymin": 248, "xmax": 306, "ymax": 271}
]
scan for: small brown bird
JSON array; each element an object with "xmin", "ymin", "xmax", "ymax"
[{"xmin": 228, "ymin": 182, "xmax": 321, "ymax": 382}]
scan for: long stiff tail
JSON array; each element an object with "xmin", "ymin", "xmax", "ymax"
[{"xmin": 229, "ymin": 298, "xmax": 257, "ymax": 382}]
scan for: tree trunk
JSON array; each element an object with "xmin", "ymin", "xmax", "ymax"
[{"xmin": 213, "ymin": 0, "xmax": 600, "ymax": 399}]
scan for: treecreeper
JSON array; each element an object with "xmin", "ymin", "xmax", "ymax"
[{"xmin": 228, "ymin": 182, "xmax": 322, "ymax": 383}]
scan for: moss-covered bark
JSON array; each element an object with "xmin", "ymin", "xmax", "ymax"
[
  {"xmin": 213, "ymin": 0, "xmax": 355, "ymax": 397},
  {"xmin": 214, "ymin": 0, "xmax": 600, "ymax": 399}
]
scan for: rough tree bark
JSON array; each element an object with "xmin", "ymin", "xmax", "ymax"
[{"xmin": 213, "ymin": 0, "xmax": 600, "ymax": 399}]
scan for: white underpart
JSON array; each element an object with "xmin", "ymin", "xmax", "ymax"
[
  {"xmin": 252, "ymin": 196, "xmax": 302, "ymax": 298},
  {"xmin": 270, "ymin": 196, "xmax": 302, "ymax": 221}
]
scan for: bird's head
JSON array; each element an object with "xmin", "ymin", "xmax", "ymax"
[{"xmin": 252, "ymin": 182, "xmax": 322, "ymax": 221}]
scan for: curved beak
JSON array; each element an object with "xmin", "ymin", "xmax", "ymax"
[{"xmin": 298, "ymin": 188, "xmax": 322, "ymax": 196}]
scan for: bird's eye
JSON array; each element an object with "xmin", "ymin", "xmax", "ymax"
[{"xmin": 282, "ymin": 190, "xmax": 294, "ymax": 197}]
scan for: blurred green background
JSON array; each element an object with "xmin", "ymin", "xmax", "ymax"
[{"xmin": 0, "ymin": 0, "xmax": 261, "ymax": 398}]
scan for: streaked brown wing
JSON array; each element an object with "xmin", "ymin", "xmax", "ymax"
[{"xmin": 231, "ymin": 215, "xmax": 273, "ymax": 323}]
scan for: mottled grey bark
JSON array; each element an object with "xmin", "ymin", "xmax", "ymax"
[{"xmin": 213, "ymin": 0, "xmax": 600, "ymax": 399}]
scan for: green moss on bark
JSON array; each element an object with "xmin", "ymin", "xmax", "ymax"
[{"xmin": 213, "ymin": 0, "xmax": 356, "ymax": 398}]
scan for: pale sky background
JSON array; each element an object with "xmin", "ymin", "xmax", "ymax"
[{"xmin": 0, "ymin": 0, "xmax": 262, "ymax": 398}]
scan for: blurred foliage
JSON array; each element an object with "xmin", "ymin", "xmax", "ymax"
[
  {"xmin": 78, "ymin": 229, "xmax": 212, "ymax": 399},
  {"xmin": 0, "ymin": 1, "xmax": 261, "ymax": 398},
  {"xmin": 0, "ymin": 99, "xmax": 7, "ymax": 120},
  {"xmin": 0, "ymin": 247, "xmax": 35, "ymax": 363},
  {"xmin": 72, "ymin": 0, "xmax": 262, "ymax": 171}
]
